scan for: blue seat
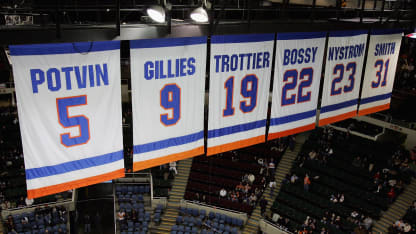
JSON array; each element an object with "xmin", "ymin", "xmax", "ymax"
[
  {"xmin": 199, "ymin": 210, "xmax": 206, "ymax": 219},
  {"xmin": 144, "ymin": 185, "xmax": 150, "ymax": 193},
  {"xmin": 208, "ymin": 212, "xmax": 215, "ymax": 220},
  {"xmin": 171, "ymin": 231, "xmax": 177, "ymax": 234},
  {"xmin": 231, "ymin": 227, "xmax": 238, "ymax": 234},
  {"xmin": 192, "ymin": 209, "xmax": 198, "ymax": 217},
  {"xmin": 226, "ymin": 216, "xmax": 232, "ymax": 225},
  {"xmin": 127, "ymin": 186, "xmax": 133, "ymax": 194},
  {"xmin": 172, "ymin": 225, "xmax": 178, "ymax": 231},
  {"xmin": 176, "ymin": 216, "xmax": 183, "ymax": 224}
]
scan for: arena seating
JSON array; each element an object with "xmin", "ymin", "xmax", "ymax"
[
  {"xmin": 184, "ymin": 140, "xmax": 286, "ymax": 214},
  {"xmin": 270, "ymin": 127, "xmax": 414, "ymax": 233},
  {"xmin": 4, "ymin": 206, "xmax": 68, "ymax": 234},
  {"xmin": 171, "ymin": 206, "xmax": 244, "ymax": 234},
  {"xmin": 115, "ymin": 184, "xmax": 151, "ymax": 233}
]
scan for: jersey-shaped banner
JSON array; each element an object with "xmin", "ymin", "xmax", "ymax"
[
  {"xmin": 10, "ymin": 41, "xmax": 124, "ymax": 199},
  {"xmin": 207, "ymin": 34, "xmax": 274, "ymax": 155},
  {"xmin": 358, "ymin": 29, "xmax": 402, "ymax": 116},
  {"xmin": 319, "ymin": 30, "xmax": 368, "ymax": 126},
  {"xmin": 268, "ymin": 32, "xmax": 326, "ymax": 139},
  {"xmin": 130, "ymin": 37, "xmax": 207, "ymax": 171}
]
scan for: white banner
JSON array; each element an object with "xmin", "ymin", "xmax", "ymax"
[
  {"xmin": 269, "ymin": 32, "xmax": 326, "ymax": 139},
  {"xmin": 207, "ymin": 34, "xmax": 274, "ymax": 155},
  {"xmin": 130, "ymin": 37, "xmax": 207, "ymax": 171},
  {"xmin": 10, "ymin": 41, "xmax": 124, "ymax": 199},
  {"xmin": 319, "ymin": 30, "xmax": 368, "ymax": 126},
  {"xmin": 358, "ymin": 29, "xmax": 402, "ymax": 116}
]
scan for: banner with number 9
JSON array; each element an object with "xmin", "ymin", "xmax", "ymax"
[{"xmin": 130, "ymin": 37, "xmax": 207, "ymax": 171}]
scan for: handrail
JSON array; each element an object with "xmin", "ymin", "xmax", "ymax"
[
  {"xmin": 261, "ymin": 218, "xmax": 294, "ymax": 234},
  {"xmin": 3, "ymin": 198, "xmax": 73, "ymax": 212},
  {"xmin": 183, "ymin": 199, "xmax": 247, "ymax": 215}
]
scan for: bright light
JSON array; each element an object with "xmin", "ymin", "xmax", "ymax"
[
  {"xmin": 406, "ymin": 33, "xmax": 416, "ymax": 39},
  {"xmin": 190, "ymin": 7, "xmax": 208, "ymax": 23},
  {"xmin": 147, "ymin": 5, "xmax": 166, "ymax": 23}
]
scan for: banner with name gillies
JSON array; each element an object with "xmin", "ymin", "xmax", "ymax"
[
  {"xmin": 268, "ymin": 32, "xmax": 326, "ymax": 139},
  {"xmin": 207, "ymin": 34, "xmax": 274, "ymax": 155},
  {"xmin": 130, "ymin": 37, "xmax": 207, "ymax": 171},
  {"xmin": 10, "ymin": 41, "xmax": 124, "ymax": 199},
  {"xmin": 358, "ymin": 29, "xmax": 402, "ymax": 116},
  {"xmin": 319, "ymin": 30, "xmax": 368, "ymax": 126}
]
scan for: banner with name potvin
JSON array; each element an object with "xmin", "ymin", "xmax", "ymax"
[
  {"xmin": 319, "ymin": 30, "xmax": 368, "ymax": 126},
  {"xmin": 10, "ymin": 41, "xmax": 124, "ymax": 199},
  {"xmin": 130, "ymin": 37, "xmax": 207, "ymax": 171},
  {"xmin": 358, "ymin": 29, "xmax": 402, "ymax": 116},
  {"xmin": 268, "ymin": 32, "xmax": 326, "ymax": 139},
  {"xmin": 207, "ymin": 34, "xmax": 274, "ymax": 155}
]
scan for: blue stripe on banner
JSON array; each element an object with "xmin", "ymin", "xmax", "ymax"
[
  {"xmin": 133, "ymin": 131, "xmax": 204, "ymax": 154},
  {"xmin": 211, "ymin": 34, "xmax": 275, "ymax": 44},
  {"xmin": 130, "ymin": 36, "xmax": 207, "ymax": 49},
  {"xmin": 360, "ymin": 92, "xmax": 392, "ymax": 105},
  {"xmin": 320, "ymin": 99, "xmax": 358, "ymax": 114},
  {"xmin": 9, "ymin": 41, "xmax": 120, "ymax": 56},
  {"xmin": 371, "ymin": 29, "xmax": 402, "ymax": 35},
  {"xmin": 25, "ymin": 150, "xmax": 124, "ymax": 180},
  {"xmin": 277, "ymin": 32, "xmax": 326, "ymax": 40},
  {"xmin": 208, "ymin": 119, "xmax": 266, "ymax": 139},
  {"xmin": 329, "ymin": 30, "xmax": 368, "ymax": 37},
  {"xmin": 270, "ymin": 110, "xmax": 317, "ymax": 126}
]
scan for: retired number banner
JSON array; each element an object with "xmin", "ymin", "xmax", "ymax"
[
  {"xmin": 10, "ymin": 41, "xmax": 124, "ymax": 199},
  {"xmin": 358, "ymin": 29, "xmax": 402, "ymax": 116},
  {"xmin": 130, "ymin": 37, "xmax": 207, "ymax": 171},
  {"xmin": 207, "ymin": 34, "xmax": 274, "ymax": 155},
  {"xmin": 268, "ymin": 32, "xmax": 326, "ymax": 139},
  {"xmin": 319, "ymin": 30, "xmax": 368, "ymax": 126}
]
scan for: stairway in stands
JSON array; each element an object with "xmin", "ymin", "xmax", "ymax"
[
  {"xmin": 152, "ymin": 158, "xmax": 193, "ymax": 234},
  {"xmin": 373, "ymin": 178, "xmax": 416, "ymax": 233},
  {"xmin": 242, "ymin": 139, "xmax": 306, "ymax": 234}
]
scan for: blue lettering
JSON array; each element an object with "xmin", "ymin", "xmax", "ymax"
[
  {"xmin": 74, "ymin": 66, "xmax": 87, "ymax": 88},
  {"xmin": 47, "ymin": 68, "xmax": 61, "ymax": 92},
  {"xmin": 95, "ymin": 63, "xmax": 108, "ymax": 86},
  {"xmin": 30, "ymin": 69, "xmax": 45, "ymax": 94},
  {"xmin": 144, "ymin": 61, "xmax": 154, "ymax": 80},
  {"xmin": 187, "ymin": 57, "xmax": 196, "ymax": 75}
]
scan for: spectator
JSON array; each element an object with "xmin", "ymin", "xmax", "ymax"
[
  {"xmin": 304, "ymin": 174, "xmax": 311, "ymax": 192},
  {"xmin": 84, "ymin": 213, "xmax": 91, "ymax": 233},
  {"xmin": 25, "ymin": 197, "xmax": 34, "ymax": 207},
  {"xmin": 169, "ymin": 161, "xmax": 178, "ymax": 175}
]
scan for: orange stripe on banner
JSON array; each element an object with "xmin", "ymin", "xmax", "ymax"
[
  {"xmin": 268, "ymin": 123, "xmax": 316, "ymax": 141},
  {"xmin": 318, "ymin": 110, "xmax": 357, "ymax": 126},
  {"xmin": 27, "ymin": 169, "xmax": 125, "ymax": 199},
  {"xmin": 206, "ymin": 135, "xmax": 265, "ymax": 156},
  {"xmin": 133, "ymin": 146, "xmax": 204, "ymax": 172},
  {"xmin": 358, "ymin": 104, "xmax": 390, "ymax": 116}
]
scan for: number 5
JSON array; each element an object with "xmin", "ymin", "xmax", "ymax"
[{"xmin": 57, "ymin": 95, "xmax": 90, "ymax": 147}]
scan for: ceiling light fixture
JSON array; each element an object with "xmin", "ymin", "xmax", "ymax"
[
  {"xmin": 190, "ymin": 0, "xmax": 209, "ymax": 23},
  {"xmin": 147, "ymin": 4, "xmax": 166, "ymax": 23}
]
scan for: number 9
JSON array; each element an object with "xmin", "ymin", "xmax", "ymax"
[{"xmin": 160, "ymin": 84, "xmax": 181, "ymax": 126}]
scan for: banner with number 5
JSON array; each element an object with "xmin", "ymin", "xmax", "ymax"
[
  {"xmin": 10, "ymin": 41, "xmax": 124, "ymax": 199},
  {"xmin": 319, "ymin": 30, "xmax": 368, "ymax": 126},
  {"xmin": 207, "ymin": 34, "xmax": 274, "ymax": 155},
  {"xmin": 358, "ymin": 29, "xmax": 402, "ymax": 116},
  {"xmin": 268, "ymin": 32, "xmax": 326, "ymax": 139},
  {"xmin": 130, "ymin": 37, "xmax": 207, "ymax": 171}
]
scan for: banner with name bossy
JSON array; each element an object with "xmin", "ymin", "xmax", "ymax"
[
  {"xmin": 10, "ymin": 41, "xmax": 124, "ymax": 199},
  {"xmin": 319, "ymin": 30, "xmax": 368, "ymax": 126},
  {"xmin": 358, "ymin": 29, "xmax": 402, "ymax": 116},
  {"xmin": 268, "ymin": 32, "xmax": 326, "ymax": 139},
  {"xmin": 207, "ymin": 34, "xmax": 274, "ymax": 155},
  {"xmin": 130, "ymin": 37, "xmax": 206, "ymax": 171}
]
